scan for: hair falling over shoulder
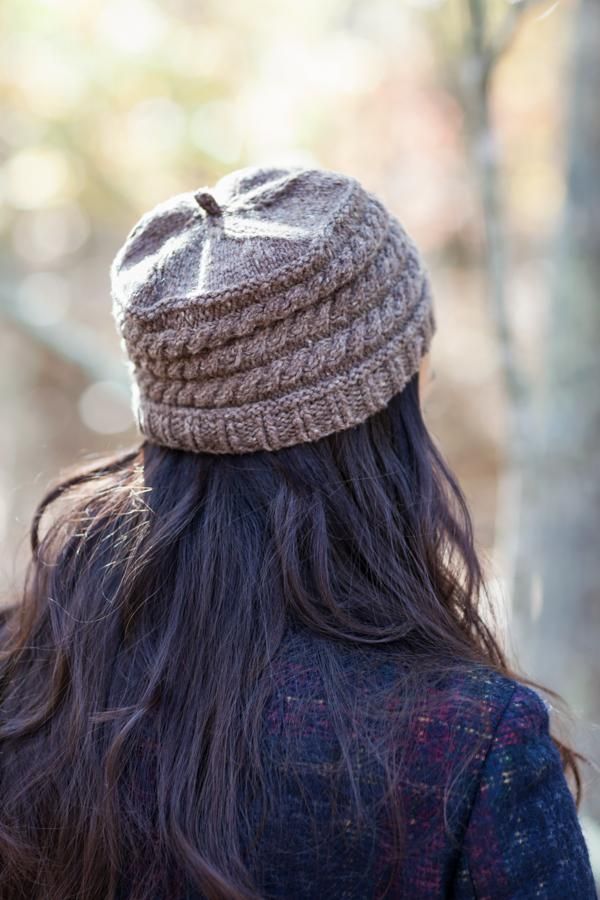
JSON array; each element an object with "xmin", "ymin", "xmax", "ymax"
[{"xmin": 0, "ymin": 374, "xmax": 584, "ymax": 900}]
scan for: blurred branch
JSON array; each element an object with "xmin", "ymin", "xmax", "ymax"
[
  {"xmin": 478, "ymin": 1, "xmax": 551, "ymax": 84},
  {"xmin": 462, "ymin": 0, "xmax": 549, "ymax": 613},
  {"xmin": 463, "ymin": 0, "xmax": 545, "ymax": 435},
  {"xmin": 0, "ymin": 286, "xmax": 128, "ymax": 387}
]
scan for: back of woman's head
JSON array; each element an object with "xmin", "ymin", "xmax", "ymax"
[{"xmin": 0, "ymin": 166, "xmax": 582, "ymax": 900}]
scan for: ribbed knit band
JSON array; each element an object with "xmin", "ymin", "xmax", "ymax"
[{"xmin": 110, "ymin": 165, "xmax": 435, "ymax": 455}]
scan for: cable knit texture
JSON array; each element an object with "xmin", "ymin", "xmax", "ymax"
[{"xmin": 110, "ymin": 165, "xmax": 436, "ymax": 454}]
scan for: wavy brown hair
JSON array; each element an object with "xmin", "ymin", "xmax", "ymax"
[{"xmin": 0, "ymin": 373, "xmax": 583, "ymax": 899}]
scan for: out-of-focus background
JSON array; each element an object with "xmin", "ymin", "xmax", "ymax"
[{"xmin": 1, "ymin": 0, "xmax": 599, "ymax": 877}]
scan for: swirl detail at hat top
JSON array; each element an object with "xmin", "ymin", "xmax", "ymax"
[{"xmin": 110, "ymin": 165, "xmax": 436, "ymax": 455}]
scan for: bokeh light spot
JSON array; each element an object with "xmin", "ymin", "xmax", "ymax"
[
  {"xmin": 79, "ymin": 381, "xmax": 133, "ymax": 434},
  {"xmin": 17, "ymin": 271, "xmax": 70, "ymax": 327}
]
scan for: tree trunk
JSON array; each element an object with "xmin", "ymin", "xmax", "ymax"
[{"xmin": 521, "ymin": 0, "xmax": 600, "ymax": 821}]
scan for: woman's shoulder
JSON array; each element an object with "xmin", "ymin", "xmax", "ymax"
[
  {"xmin": 274, "ymin": 624, "xmax": 550, "ymax": 732},
  {"xmin": 269, "ymin": 625, "xmax": 552, "ymax": 772},
  {"xmin": 387, "ymin": 663, "xmax": 554, "ymax": 799},
  {"xmin": 445, "ymin": 672, "xmax": 596, "ymax": 898},
  {"xmin": 431, "ymin": 664, "xmax": 551, "ymax": 742}
]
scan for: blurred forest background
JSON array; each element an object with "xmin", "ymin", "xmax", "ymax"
[{"xmin": 1, "ymin": 0, "xmax": 599, "ymax": 881}]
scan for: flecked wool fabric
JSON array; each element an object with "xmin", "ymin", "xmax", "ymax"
[
  {"xmin": 110, "ymin": 165, "xmax": 436, "ymax": 455},
  {"xmin": 114, "ymin": 624, "xmax": 598, "ymax": 899}
]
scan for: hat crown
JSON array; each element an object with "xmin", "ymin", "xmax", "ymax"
[{"xmin": 111, "ymin": 166, "xmax": 384, "ymax": 323}]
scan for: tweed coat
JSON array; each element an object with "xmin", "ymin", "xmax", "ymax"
[{"xmin": 119, "ymin": 626, "xmax": 597, "ymax": 899}]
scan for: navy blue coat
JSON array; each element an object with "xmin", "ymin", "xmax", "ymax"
[{"xmin": 120, "ymin": 627, "xmax": 597, "ymax": 898}]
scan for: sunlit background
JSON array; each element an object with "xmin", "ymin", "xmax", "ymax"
[{"xmin": 1, "ymin": 0, "xmax": 599, "ymax": 880}]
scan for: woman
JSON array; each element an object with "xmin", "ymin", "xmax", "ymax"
[{"xmin": 0, "ymin": 166, "xmax": 595, "ymax": 899}]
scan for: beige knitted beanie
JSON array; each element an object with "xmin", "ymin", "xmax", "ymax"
[{"xmin": 110, "ymin": 165, "xmax": 435, "ymax": 455}]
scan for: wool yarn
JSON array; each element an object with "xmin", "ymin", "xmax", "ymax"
[{"xmin": 110, "ymin": 165, "xmax": 435, "ymax": 454}]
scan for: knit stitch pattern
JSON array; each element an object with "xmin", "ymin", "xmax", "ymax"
[{"xmin": 110, "ymin": 166, "xmax": 436, "ymax": 454}]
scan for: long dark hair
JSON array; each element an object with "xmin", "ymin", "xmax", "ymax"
[{"xmin": 0, "ymin": 373, "xmax": 583, "ymax": 900}]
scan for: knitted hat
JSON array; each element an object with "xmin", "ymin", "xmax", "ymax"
[{"xmin": 110, "ymin": 165, "xmax": 435, "ymax": 455}]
